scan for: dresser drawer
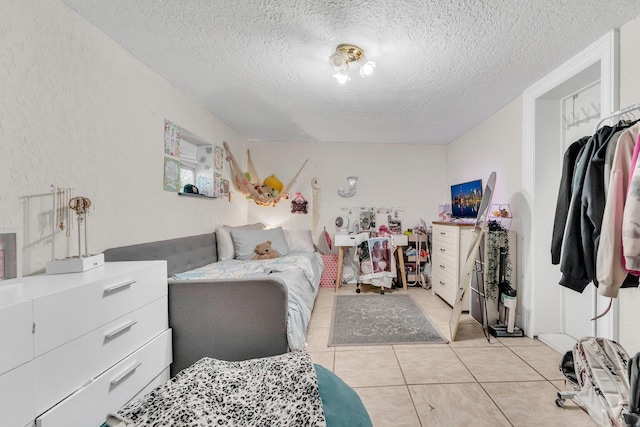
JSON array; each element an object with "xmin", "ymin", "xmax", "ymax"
[
  {"xmin": 0, "ymin": 361, "xmax": 35, "ymax": 427},
  {"xmin": 29, "ymin": 261, "xmax": 167, "ymax": 356},
  {"xmin": 432, "ymin": 248, "xmax": 456, "ymax": 268},
  {"xmin": 36, "ymin": 329, "xmax": 172, "ymax": 427},
  {"xmin": 34, "ymin": 296, "xmax": 168, "ymax": 415},
  {"xmin": 0, "ymin": 291, "xmax": 33, "ymax": 374},
  {"xmin": 431, "ymin": 258, "xmax": 456, "ymax": 282},
  {"xmin": 432, "ymin": 242, "xmax": 457, "ymax": 261},
  {"xmin": 432, "ymin": 226, "xmax": 457, "ymax": 245},
  {"xmin": 433, "ymin": 234, "xmax": 457, "ymax": 251},
  {"xmin": 432, "ymin": 272, "xmax": 456, "ymax": 306}
]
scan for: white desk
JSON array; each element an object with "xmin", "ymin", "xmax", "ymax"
[{"xmin": 333, "ymin": 233, "xmax": 409, "ymax": 293}]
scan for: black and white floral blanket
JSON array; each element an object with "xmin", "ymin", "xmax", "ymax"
[{"xmin": 107, "ymin": 351, "xmax": 326, "ymax": 427}]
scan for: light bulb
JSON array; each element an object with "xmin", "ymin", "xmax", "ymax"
[
  {"xmin": 334, "ymin": 68, "xmax": 350, "ymax": 84},
  {"xmin": 359, "ymin": 58, "xmax": 376, "ymax": 77},
  {"xmin": 329, "ymin": 51, "xmax": 348, "ymax": 71}
]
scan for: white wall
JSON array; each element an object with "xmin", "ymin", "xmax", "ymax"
[
  {"xmin": 617, "ymin": 14, "xmax": 640, "ymax": 355},
  {"xmin": 245, "ymin": 141, "xmax": 449, "ymax": 243},
  {"xmin": 446, "ymin": 97, "xmax": 524, "ymax": 308},
  {"xmin": 447, "ymin": 18, "xmax": 640, "ymax": 354},
  {"xmin": 0, "ymin": 0, "xmax": 249, "ymax": 275},
  {"xmin": 447, "ymin": 97, "xmax": 524, "ymax": 232}
]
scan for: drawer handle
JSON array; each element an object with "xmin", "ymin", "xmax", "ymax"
[
  {"xmin": 439, "ymin": 281, "xmax": 445, "ymax": 286},
  {"xmin": 103, "ymin": 280, "xmax": 136, "ymax": 295},
  {"xmin": 110, "ymin": 361, "xmax": 142, "ymax": 387},
  {"xmin": 440, "ymin": 232, "xmax": 445, "ymax": 235},
  {"xmin": 439, "ymin": 264, "xmax": 445, "ymax": 269},
  {"xmin": 105, "ymin": 320, "xmax": 138, "ymax": 340}
]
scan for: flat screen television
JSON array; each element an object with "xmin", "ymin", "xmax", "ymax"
[{"xmin": 450, "ymin": 179, "xmax": 483, "ymax": 219}]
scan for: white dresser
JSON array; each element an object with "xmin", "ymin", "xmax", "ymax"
[
  {"xmin": 0, "ymin": 283, "xmax": 34, "ymax": 427},
  {"xmin": 430, "ymin": 222, "xmax": 474, "ymax": 307},
  {"xmin": 0, "ymin": 261, "xmax": 171, "ymax": 427}
]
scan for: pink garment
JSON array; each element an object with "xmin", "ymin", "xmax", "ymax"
[
  {"xmin": 597, "ymin": 125, "xmax": 639, "ymax": 297},
  {"xmin": 628, "ymin": 133, "xmax": 640, "ymax": 192},
  {"xmin": 622, "ymin": 132, "xmax": 640, "ymax": 275}
]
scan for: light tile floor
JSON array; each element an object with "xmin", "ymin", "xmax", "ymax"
[{"xmin": 307, "ymin": 285, "xmax": 596, "ymax": 427}]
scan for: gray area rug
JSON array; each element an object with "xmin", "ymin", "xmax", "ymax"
[{"xmin": 329, "ymin": 294, "xmax": 448, "ymax": 346}]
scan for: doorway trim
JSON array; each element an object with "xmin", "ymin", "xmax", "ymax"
[{"xmin": 521, "ymin": 30, "xmax": 619, "ymax": 342}]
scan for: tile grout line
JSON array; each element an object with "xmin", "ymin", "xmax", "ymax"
[{"xmin": 392, "ymin": 344, "xmax": 424, "ymax": 427}]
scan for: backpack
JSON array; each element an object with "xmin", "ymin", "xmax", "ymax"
[{"xmin": 571, "ymin": 337, "xmax": 630, "ymax": 426}]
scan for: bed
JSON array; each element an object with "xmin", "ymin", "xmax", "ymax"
[
  {"xmin": 103, "ymin": 228, "xmax": 372, "ymax": 426},
  {"xmin": 103, "ymin": 227, "xmax": 322, "ymax": 374}
]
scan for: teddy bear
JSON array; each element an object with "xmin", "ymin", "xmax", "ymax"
[
  {"xmin": 254, "ymin": 184, "xmax": 277, "ymax": 198},
  {"xmin": 252, "ymin": 240, "xmax": 281, "ymax": 260}
]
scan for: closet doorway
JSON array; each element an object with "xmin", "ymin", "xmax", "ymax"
[{"xmin": 522, "ymin": 31, "xmax": 619, "ymax": 353}]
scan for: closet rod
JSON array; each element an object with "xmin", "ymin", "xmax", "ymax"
[{"xmin": 593, "ymin": 101, "xmax": 640, "ymax": 133}]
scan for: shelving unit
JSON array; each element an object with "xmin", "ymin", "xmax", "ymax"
[
  {"xmin": 488, "ymin": 204, "xmax": 512, "ymax": 230},
  {"xmin": 470, "ymin": 230, "xmax": 518, "ymax": 328},
  {"xmin": 404, "ymin": 233, "xmax": 430, "ymax": 287}
]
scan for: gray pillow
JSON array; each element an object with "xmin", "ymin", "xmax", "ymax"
[
  {"xmin": 284, "ymin": 229, "xmax": 315, "ymax": 253},
  {"xmin": 230, "ymin": 227, "xmax": 289, "ymax": 260},
  {"xmin": 216, "ymin": 223, "xmax": 264, "ymax": 260}
]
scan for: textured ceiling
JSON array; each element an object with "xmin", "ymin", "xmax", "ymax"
[{"xmin": 59, "ymin": 0, "xmax": 640, "ymax": 144}]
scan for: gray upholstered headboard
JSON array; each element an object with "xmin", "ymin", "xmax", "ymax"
[{"xmin": 104, "ymin": 233, "xmax": 217, "ymax": 277}]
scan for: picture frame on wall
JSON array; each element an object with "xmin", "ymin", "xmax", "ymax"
[
  {"xmin": 223, "ymin": 179, "xmax": 229, "ymax": 197},
  {"xmin": 163, "ymin": 156, "xmax": 181, "ymax": 192},
  {"xmin": 164, "ymin": 119, "xmax": 181, "ymax": 157},
  {"xmin": 214, "ymin": 173, "xmax": 223, "ymax": 198},
  {"xmin": 0, "ymin": 229, "xmax": 22, "ymax": 285},
  {"xmin": 214, "ymin": 145, "xmax": 224, "ymax": 170}
]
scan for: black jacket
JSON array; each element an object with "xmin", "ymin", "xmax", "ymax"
[
  {"xmin": 560, "ymin": 125, "xmax": 620, "ymax": 292},
  {"xmin": 551, "ymin": 136, "xmax": 589, "ymax": 265}
]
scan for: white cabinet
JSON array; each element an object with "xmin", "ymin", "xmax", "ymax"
[
  {"xmin": 0, "ymin": 283, "xmax": 35, "ymax": 427},
  {"xmin": 0, "ymin": 360, "xmax": 35, "ymax": 427},
  {"xmin": 0, "ymin": 284, "xmax": 32, "ymax": 375},
  {"xmin": 35, "ymin": 330, "xmax": 171, "ymax": 427},
  {"xmin": 28, "ymin": 261, "xmax": 167, "ymax": 357},
  {"xmin": 430, "ymin": 222, "xmax": 473, "ymax": 307},
  {"xmin": 0, "ymin": 261, "xmax": 171, "ymax": 427}
]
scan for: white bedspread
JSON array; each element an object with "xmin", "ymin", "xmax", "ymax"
[{"xmin": 172, "ymin": 252, "xmax": 323, "ymax": 350}]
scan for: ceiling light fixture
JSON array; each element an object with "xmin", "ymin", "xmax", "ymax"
[{"xmin": 329, "ymin": 44, "xmax": 376, "ymax": 84}]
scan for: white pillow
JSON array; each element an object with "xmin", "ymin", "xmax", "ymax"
[
  {"xmin": 284, "ymin": 229, "xmax": 315, "ymax": 253},
  {"xmin": 216, "ymin": 223, "xmax": 264, "ymax": 260},
  {"xmin": 230, "ymin": 227, "xmax": 289, "ymax": 260}
]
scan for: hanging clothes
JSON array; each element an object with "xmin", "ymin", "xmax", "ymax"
[
  {"xmin": 553, "ymin": 100, "xmax": 640, "ymax": 305},
  {"xmin": 597, "ymin": 124, "xmax": 640, "ymax": 297},
  {"xmin": 603, "ymin": 128, "xmax": 627, "ymax": 198},
  {"xmin": 551, "ymin": 136, "xmax": 589, "ymax": 265},
  {"xmin": 559, "ymin": 125, "xmax": 622, "ymax": 292},
  {"xmin": 581, "ymin": 124, "xmax": 634, "ymax": 285},
  {"xmin": 622, "ymin": 132, "xmax": 640, "ymax": 274}
]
